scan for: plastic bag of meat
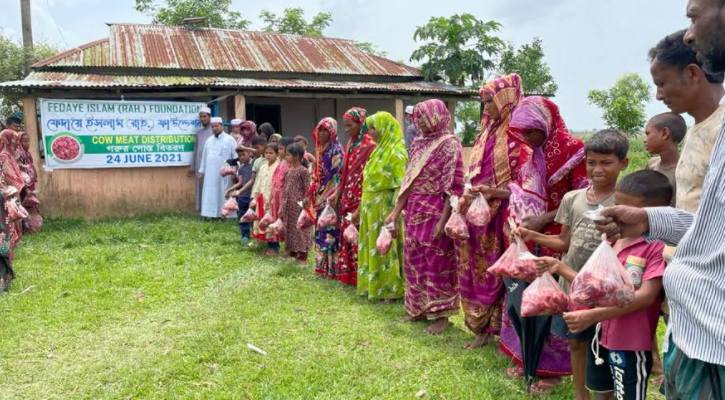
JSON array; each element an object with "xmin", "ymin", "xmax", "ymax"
[
  {"xmin": 569, "ymin": 234, "xmax": 636, "ymax": 308},
  {"xmin": 521, "ymin": 271, "xmax": 569, "ymax": 317},
  {"xmin": 488, "ymin": 236, "xmax": 538, "ymax": 282},
  {"xmin": 259, "ymin": 212, "xmax": 275, "ymax": 229},
  {"xmin": 269, "ymin": 218, "xmax": 284, "ymax": 235},
  {"xmin": 296, "ymin": 201, "xmax": 314, "ymax": 230},
  {"xmin": 221, "ymin": 197, "xmax": 239, "ymax": 217},
  {"xmin": 466, "ymin": 192, "xmax": 492, "ymax": 226},
  {"xmin": 317, "ymin": 203, "xmax": 338, "ymax": 229},
  {"xmin": 240, "ymin": 208, "xmax": 257, "ymax": 223},
  {"xmin": 6, "ymin": 199, "xmax": 28, "ymax": 221},
  {"xmin": 445, "ymin": 196, "xmax": 469, "ymax": 240},
  {"xmin": 343, "ymin": 214, "xmax": 359, "ymax": 243},
  {"xmin": 220, "ymin": 162, "xmax": 237, "ymax": 177},
  {"xmin": 376, "ymin": 223, "xmax": 394, "ymax": 256}
]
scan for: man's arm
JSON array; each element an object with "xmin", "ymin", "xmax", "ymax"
[{"xmin": 645, "ymin": 207, "xmax": 695, "ymax": 246}]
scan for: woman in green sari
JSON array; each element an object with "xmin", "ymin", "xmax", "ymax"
[{"xmin": 356, "ymin": 112, "xmax": 408, "ymax": 301}]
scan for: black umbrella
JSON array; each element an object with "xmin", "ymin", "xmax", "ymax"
[{"xmin": 503, "ymin": 276, "xmax": 553, "ymax": 390}]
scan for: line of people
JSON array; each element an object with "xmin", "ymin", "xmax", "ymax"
[{"xmin": 0, "ymin": 116, "xmax": 44, "ymax": 292}]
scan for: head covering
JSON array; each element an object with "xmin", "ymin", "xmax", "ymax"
[
  {"xmin": 405, "ymin": 105, "xmax": 415, "ymax": 115},
  {"xmin": 199, "ymin": 107, "xmax": 212, "ymax": 115},
  {"xmin": 343, "ymin": 107, "xmax": 368, "ymax": 128},
  {"xmin": 210, "ymin": 117, "xmax": 223, "ymax": 124},
  {"xmin": 507, "ymin": 96, "xmax": 587, "ymax": 221},
  {"xmin": 468, "ymin": 73, "xmax": 524, "ymax": 183},
  {"xmin": 307, "ymin": 118, "xmax": 343, "ymax": 200},
  {"xmin": 339, "ymin": 107, "xmax": 375, "ymax": 210},
  {"xmin": 400, "ymin": 99, "xmax": 458, "ymax": 194},
  {"xmin": 0, "ymin": 129, "xmax": 25, "ymax": 190},
  {"xmin": 363, "ymin": 112, "xmax": 408, "ymax": 192},
  {"xmin": 231, "ymin": 119, "xmax": 242, "ymax": 126}
]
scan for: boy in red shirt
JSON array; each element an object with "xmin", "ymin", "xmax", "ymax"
[{"xmin": 534, "ymin": 169, "xmax": 671, "ymax": 400}]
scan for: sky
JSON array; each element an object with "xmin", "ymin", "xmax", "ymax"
[{"xmin": 1, "ymin": 0, "xmax": 695, "ymax": 130}]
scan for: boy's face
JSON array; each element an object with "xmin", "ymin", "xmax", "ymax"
[
  {"xmin": 265, "ymin": 148, "xmax": 277, "ymax": 163},
  {"xmin": 254, "ymin": 144, "xmax": 266, "ymax": 157},
  {"xmin": 614, "ymin": 190, "xmax": 648, "ymax": 208},
  {"xmin": 586, "ymin": 152, "xmax": 628, "ymax": 188},
  {"xmin": 238, "ymin": 150, "xmax": 251, "ymax": 163},
  {"xmin": 643, "ymin": 123, "xmax": 667, "ymax": 154}
]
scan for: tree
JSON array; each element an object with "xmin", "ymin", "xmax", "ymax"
[
  {"xmin": 134, "ymin": 0, "xmax": 250, "ymax": 29},
  {"xmin": 0, "ymin": 30, "xmax": 59, "ymax": 118},
  {"xmin": 498, "ymin": 38, "xmax": 558, "ymax": 96},
  {"xmin": 455, "ymin": 97, "xmax": 481, "ymax": 146},
  {"xmin": 410, "ymin": 14, "xmax": 504, "ymax": 86},
  {"xmin": 588, "ymin": 73, "xmax": 652, "ymax": 135},
  {"xmin": 259, "ymin": 8, "xmax": 333, "ymax": 37},
  {"xmin": 353, "ymin": 41, "xmax": 388, "ymax": 57}
]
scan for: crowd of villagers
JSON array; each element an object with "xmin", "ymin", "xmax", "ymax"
[{"xmin": 0, "ymin": 116, "xmax": 44, "ymax": 291}]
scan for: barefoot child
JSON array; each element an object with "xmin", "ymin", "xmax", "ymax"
[
  {"xmin": 251, "ymin": 144, "xmax": 280, "ymax": 255},
  {"xmin": 280, "ymin": 144, "xmax": 313, "ymax": 265},
  {"xmin": 643, "ymin": 112, "xmax": 686, "ymax": 206},
  {"xmin": 518, "ymin": 129, "xmax": 629, "ymax": 400},
  {"xmin": 224, "ymin": 147, "xmax": 254, "ymax": 243},
  {"xmin": 533, "ymin": 169, "xmax": 671, "ymax": 399}
]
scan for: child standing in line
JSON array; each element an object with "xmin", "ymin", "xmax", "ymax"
[
  {"xmin": 251, "ymin": 144, "xmax": 280, "ymax": 255},
  {"xmin": 533, "ymin": 169, "xmax": 671, "ymax": 400},
  {"xmin": 270, "ymin": 138, "xmax": 294, "ymax": 242},
  {"xmin": 294, "ymin": 135, "xmax": 316, "ymax": 172},
  {"xmin": 517, "ymin": 129, "xmax": 630, "ymax": 400},
  {"xmin": 224, "ymin": 147, "xmax": 254, "ymax": 243},
  {"xmin": 643, "ymin": 112, "xmax": 686, "ymax": 206},
  {"xmin": 280, "ymin": 143, "xmax": 313, "ymax": 265}
]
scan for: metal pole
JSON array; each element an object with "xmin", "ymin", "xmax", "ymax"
[{"xmin": 20, "ymin": 0, "xmax": 34, "ymax": 75}]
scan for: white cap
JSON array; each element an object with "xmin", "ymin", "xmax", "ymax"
[
  {"xmin": 210, "ymin": 117, "xmax": 223, "ymax": 124},
  {"xmin": 231, "ymin": 119, "xmax": 242, "ymax": 126},
  {"xmin": 405, "ymin": 105, "xmax": 414, "ymax": 115},
  {"xmin": 199, "ymin": 106, "xmax": 212, "ymax": 115}
]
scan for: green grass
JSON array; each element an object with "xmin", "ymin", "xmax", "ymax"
[{"xmin": 0, "ymin": 216, "xmax": 664, "ymax": 399}]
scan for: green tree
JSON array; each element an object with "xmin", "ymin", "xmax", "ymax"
[
  {"xmin": 259, "ymin": 8, "xmax": 333, "ymax": 37},
  {"xmin": 134, "ymin": 0, "xmax": 250, "ymax": 29},
  {"xmin": 353, "ymin": 41, "xmax": 388, "ymax": 57},
  {"xmin": 410, "ymin": 14, "xmax": 504, "ymax": 86},
  {"xmin": 498, "ymin": 38, "xmax": 558, "ymax": 96},
  {"xmin": 588, "ymin": 73, "xmax": 652, "ymax": 135},
  {"xmin": 455, "ymin": 91, "xmax": 481, "ymax": 146},
  {"xmin": 0, "ymin": 30, "xmax": 59, "ymax": 118}
]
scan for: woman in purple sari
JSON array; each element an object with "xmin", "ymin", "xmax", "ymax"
[
  {"xmin": 386, "ymin": 99, "xmax": 464, "ymax": 335},
  {"xmin": 457, "ymin": 74, "xmax": 524, "ymax": 349}
]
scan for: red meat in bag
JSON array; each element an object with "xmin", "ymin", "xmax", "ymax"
[
  {"xmin": 269, "ymin": 218, "xmax": 284, "ymax": 235},
  {"xmin": 221, "ymin": 197, "xmax": 239, "ymax": 217},
  {"xmin": 521, "ymin": 272, "xmax": 569, "ymax": 317},
  {"xmin": 569, "ymin": 234, "xmax": 636, "ymax": 308},
  {"xmin": 376, "ymin": 223, "xmax": 393, "ymax": 255},
  {"xmin": 488, "ymin": 236, "xmax": 538, "ymax": 282},
  {"xmin": 220, "ymin": 163, "xmax": 237, "ymax": 177},
  {"xmin": 466, "ymin": 193, "xmax": 492, "ymax": 226},
  {"xmin": 296, "ymin": 201, "xmax": 314, "ymax": 230},
  {"xmin": 444, "ymin": 196, "xmax": 469, "ymax": 240},
  {"xmin": 259, "ymin": 212, "xmax": 275, "ymax": 229},
  {"xmin": 343, "ymin": 214, "xmax": 359, "ymax": 243},
  {"xmin": 317, "ymin": 203, "xmax": 338, "ymax": 229},
  {"xmin": 240, "ymin": 208, "xmax": 256, "ymax": 223}
]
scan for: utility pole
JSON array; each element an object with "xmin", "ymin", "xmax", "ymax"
[{"xmin": 20, "ymin": 0, "xmax": 34, "ymax": 75}]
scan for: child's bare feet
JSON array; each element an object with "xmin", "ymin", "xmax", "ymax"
[
  {"xmin": 465, "ymin": 333, "xmax": 494, "ymax": 349},
  {"xmin": 425, "ymin": 318, "xmax": 451, "ymax": 335},
  {"xmin": 401, "ymin": 315, "xmax": 426, "ymax": 323}
]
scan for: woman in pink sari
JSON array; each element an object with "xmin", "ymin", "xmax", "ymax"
[
  {"xmin": 457, "ymin": 74, "xmax": 525, "ymax": 349},
  {"xmin": 386, "ymin": 99, "xmax": 464, "ymax": 335}
]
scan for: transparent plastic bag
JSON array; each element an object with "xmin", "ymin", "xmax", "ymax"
[
  {"xmin": 259, "ymin": 212, "xmax": 275, "ymax": 229},
  {"xmin": 6, "ymin": 199, "xmax": 27, "ymax": 221},
  {"xmin": 240, "ymin": 208, "xmax": 256, "ymax": 223},
  {"xmin": 269, "ymin": 218, "xmax": 284, "ymax": 235},
  {"xmin": 521, "ymin": 271, "xmax": 570, "ymax": 317},
  {"xmin": 376, "ymin": 223, "xmax": 394, "ymax": 255},
  {"xmin": 296, "ymin": 201, "xmax": 314, "ymax": 230},
  {"xmin": 445, "ymin": 196, "xmax": 469, "ymax": 240},
  {"xmin": 583, "ymin": 204, "xmax": 607, "ymax": 222},
  {"xmin": 220, "ymin": 162, "xmax": 237, "ymax": 177},
  {"xmin": 343, "ymin": 213, "xmax": 359, "ymax": 243},
  {"xmin": 317, "ymin": 203, "xmax": 338, "ymax": 229},
  {"xmin": 221, "ymin": 197, "xmax": 239, "ymax": 217},
  {"xmin": 570, "ymin": 234, "xmax": 636, "ymax": 308},
  {"xmin": 488, "ymin": 235, "xmax": 538, "ymax": 282},
  {"xmin": 466, "ymin": 183, "xmax": 491, "ymax": 227}
]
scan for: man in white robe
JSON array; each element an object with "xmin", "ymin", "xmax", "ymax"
[
  {"xmin": 190, "ymin": 107, "xmax": 213, "ymax": 211},
  {"xmin": 198, "ymin": 117, "xmax": 237, "ymax": 218}
]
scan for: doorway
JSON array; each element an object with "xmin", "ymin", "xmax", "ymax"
[{"xmin": 246, "ymin": 104, "xmax": 282, "ymax": 133}]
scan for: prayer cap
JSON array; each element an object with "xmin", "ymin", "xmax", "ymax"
[
  {"xmin": 210, "ymin": 117, "xmax": 223, "ymax": 124},
  {"xmin": 200, "ymin": 106, "xmax": 212, "ymax": 115}
]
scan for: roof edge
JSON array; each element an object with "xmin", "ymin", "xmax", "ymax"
[{"xmin": 31, "ymin": 38, "xmax": 108, "ymax": 69}]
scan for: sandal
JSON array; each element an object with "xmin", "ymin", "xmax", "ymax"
[
  {"xmin": 529, "ymin": 378, "xmax": 561, "ymax": 395},
  {"xmin": 506, "ymin": 366, "xmax": 524, "ymax": 379}
]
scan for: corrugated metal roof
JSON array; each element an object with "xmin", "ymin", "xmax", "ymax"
[
  {"xmin": 0, "ymin": 72, "xmax": 473, "ymax": 95},
  {"xmin": 32, "ymin": 24, "xmax": 422, "ymax": 78}
]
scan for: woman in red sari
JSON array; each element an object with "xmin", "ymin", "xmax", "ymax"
[
  {"xmin": 16, "ymin": 131, "xmax": 42, "ymax": 233},
  {"xmin": 331, "ymin": 107, "xmax": 376, "ymax": 285},
  {"xmin": 0, "ymin": 130, "xmax": 24, "ymax": 262},
  {"xmin": 499, "ymin": 96, "xmax": 588, "ymax": 394}
]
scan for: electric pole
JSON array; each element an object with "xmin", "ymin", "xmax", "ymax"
[{"xmin": 20, "ymin": 0, "xmax": 34, "ymax": 75}]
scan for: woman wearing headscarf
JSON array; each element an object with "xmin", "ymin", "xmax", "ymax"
[
  {"xmin": 15, "ymin": 131, "xmax": 42, "ymax": 233},
  {"xmin": 497, "ymin": 96, "xmax": 587, "ymax": 393},
  {"xmin": 305, "ymin": 118, "xmax": 344, "ymax": 279},
  {"xmin": 357, "ymin": 112, "xmax": 408, "ymax": 301},
  {"xmin": 239, "ymin": 121, "xmax": 257, "ymax": 148},
  {"xmin": 330, "ymin": 107, "xmax": 376, "ymax": 285},
  {"xmin": 386, "ymin": 99, "xmax": 464, "ymax": 334},
  {"xmin": 456, "ymin": 74, "xmax": 524, "ymax": 349},
  {"xmin": 0, "ymin": 130, "xmax": 24, "ymax": 261}
]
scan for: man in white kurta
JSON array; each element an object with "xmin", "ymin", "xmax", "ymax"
[
  {"xmin": 198, "ymin": 117, "xmax": 237, "ymax": 218},
  {"xmin": 191, "ymin": 107, "xmax": 213, "ymax": 211}
]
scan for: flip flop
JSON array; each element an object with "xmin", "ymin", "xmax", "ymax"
[
  {"xmin": 506, "ymin": 366, "xmax": 524, "ymax": 379},
  {"xmin": 529, "ymin": 378, "xmax": 561, "ymax": 395}
]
